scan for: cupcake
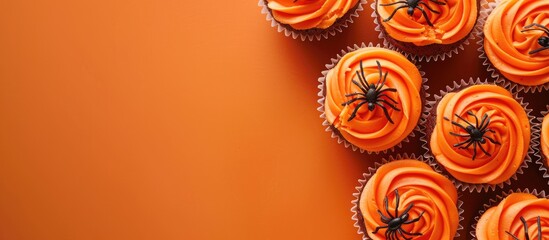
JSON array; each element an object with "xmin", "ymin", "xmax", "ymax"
[
  {"xmin": 372, "ymin": 0, "xmax": 480, "ymax": 61},
  {"xmin": 259, "ymin": 0, "xmax": 365, "ymax": 41},
  {"xmin": 352, "ymin": 155, "xmax": 463, "ymax": 239},
  {"xmin": 479, "ymin": 0, "xmax": 549, "ymax": 92},
  {"xmin": 422, "ymin": 78, "xmax": 533, "ymax": 192},
  {"xmin": 318, "ymin": 43, "xmax": 426, "ymax": 153},
  {"xmin": 536, "ymin": 106, "xmax": 549, "ymax": 184},
  {"xmin": 471, "ymin": 189, "xmax": 549, "ymax": 240}
]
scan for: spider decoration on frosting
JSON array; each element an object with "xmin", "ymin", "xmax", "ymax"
[
  {"xmin": 372, "ymin": 189, "xmax": 425, "ymax": 240},
  {"xmin": 380, "ymin": 0, "xmax": 446, "ymax": 27},
  {"xmin": 521, "ymin": 23, "xmax": 549, "ymax": 55},
  {"xmin": 506, "ymin": 216, "xmax": 543, "ymax": 240},
  {"xmin": 342, "ymin": 60, "xmax": 400, "ymax": 123},
  {"xmin": 444, "ymin": 111, "xmax": 501, "ymax": 160}
]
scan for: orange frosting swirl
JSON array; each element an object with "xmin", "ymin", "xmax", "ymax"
[
  {"xmin": 430, "ymin": 85, "xmax": 530, "ymax": 184},
  {"xmin": 542, "ymin": 114, "xmax": 549, "ymax": 165},
  {"xmin": 324, "ymin": 47, "xmax": 423, "ymax": 152},
  {"xmin": 360, "ymin": 160, "xmax": 459, "ymax": 240},
  {"xmin": 266, "ymin": 0, "xmax": 359, "ymax": 30},
  {"xmin": 484, "ymin": 0, "xmax": 549, "ymax": 86},
  {"xmin": 376, "ymin": 0, "xmax": 478, "ymax": 46},
  {"xmin": 476, "ymin": 193, "xmax": 549, "ymax": 240}
]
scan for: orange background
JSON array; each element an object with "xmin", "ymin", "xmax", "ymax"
[{"xmin": 1, "ymin": 1, "xmax": 548, "ymax": 239}]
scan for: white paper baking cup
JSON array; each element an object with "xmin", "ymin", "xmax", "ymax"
[
  {"xmin": 370, "ymin": 0, "xmax": 486, "ymax": 62},
  {"xmin": 259, "ymin": 0, "xmax": 367, "ymax": 41},
  {"xmin": 469, "ymin": 188, "xmax": 548, "ymax": 240},
  {"xmin": 420, "ymin": 78, "xmax": 535, "ymax": 192},
  {"xmin": 351, "ymin": 153, "xmax": 464, "ymax": 240},
  {"xmin": 475, "ymin": 0, "xmax": 549, "ymax": 93},
  {"xmin": 534, "ymin": 105, "xmax": 549, "ymax": 186},
  {"xmin": 317, "ymin": 42, "xmax": 429, "ymax": 154}
]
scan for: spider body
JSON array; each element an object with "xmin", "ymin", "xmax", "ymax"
[
  {"xmin": 444, "ymin": 111, "xmax": 501, "ymax": 160},
  {"xmin": 342, "ymin": 60, "xmax": 400, "ymax": 123},
  {"xmin": 506, "ymin": 216, "xmax": 543, "ymax": 240},
  {"xmin": 380, "ymin": 0, "xmax": 446, "ymax": 26},
  {"xmin": 521, "ymin": 23, "xmax": 549, "ymax": 55},
  {"xmin": 372, "ymin": 189, "xmax": 425, "ymax": 240}
]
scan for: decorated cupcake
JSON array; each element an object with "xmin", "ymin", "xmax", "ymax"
[
  {"xmin": 352, "ymin": 155, "xmax": 462, "ymax": 240},
  {"xmin": 479, "ymin": 0, "xmax": 549, "ymax": 92},
  {"xmin": 259, "ymin": 0, "xmax": 365, "ymax": 41},
  {"xmin": 422, "ymin": 78, "xmax": 533, "ymax": 192},
  {"xmin": 318, "ymin": 43, "xmax": 425, "ymax": 153},
  {"xmin": 472, "ymin": 190, "xmax": 549, "ymax": 240},
  {"xmin": 372, "ymin": 0, "xmax": 480, "ymax": 61}
]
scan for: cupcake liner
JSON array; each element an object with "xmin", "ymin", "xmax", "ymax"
[
  {"xmin": 476, "ymin": 0, "xmax": 549, "ymax": 93},
  {"xmin": 420, "ymin": 77, "xmax": 536, "ymax": 192},
  {"xmin": 351, "ymin": 153, "xmax": 465, "ymax": 240},
  {"xmin": 258, "ymin": 0, "xmax": 367, "ymax": 41},
  {"xmin": 317, "ymin": 42, "xmax": 429, "ymax": 154},
  {"xmin": 370, "ymin": 0, "xmax": 486, "ymax": 62},
  {"xmin": 469, "ymin": 188, "xmax": 548, "ymax": 240},
  {"xmin": 534, "ymin": 105, "xmax": 549, "ymax": 185}
]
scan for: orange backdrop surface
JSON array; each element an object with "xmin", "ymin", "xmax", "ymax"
[{"xmin": 1, "ymin": 1, "xmax": 548, "ymax": 240}]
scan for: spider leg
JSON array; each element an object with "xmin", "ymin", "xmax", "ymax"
[
  {"xmin": 400, "ymin": 203, "xmax": 414, "ymax": 216},
  {"xmin": 418, "ymin": 2, "xmax": 440, "ymax": 14},
  {"xmin": 523, "ymin": 23, "xmax": 548, "ymax": 32},
  {"xmin": 342, "ymin": 97, "xmax": 366, "ymax": 106},
  {"xmin": 351, "ymin": 79, "xmax": 368, "ymax": 93},
  {"xmin": 429, "ymin": 0, "xmax": 447, "ymax": 5},
  {"xmin": 372, "ymin": 225, "xmax": 388, "ymax": 234},
  {"xmin": 384, "ymin": 194, "xmax": 395, "ymax": 219},
  {"xmin": 466, "ymin": 111, "xmax": 481, "ymax": 128},
  {"xmin": 472, "ymin": 141, "xmax": 478, "ymax": 160},
  {"xmin": 453, "ymin": 138, "xmax": 473, "ymax": 148},
  {"xmin": 377, "ymin": 210, "xmax": 391, "ymax": 223},
  {"xmin": 403, "ymin": 211, "xmax": 425, "ymax": 224},
  {"xmin": 449, "ymin": 132, "xmax": 470, "ymax": 137},
  {"xmin": 378, "ymin": 88, "xmax": 398, "ymax": 94},
  {"xmin": 357, "ymin": 61, "xmax": 370, "ymax": 90},
  {"xmin": 477, "ymin": 141, "xmax": 492, "ymax": 157},
  {"xmin": 380, "ymin": 0, "xmax": 407, "ymax": 6},
  {"xmin": 484, "ymin": 135, "xmax": 501, "ymax": 145},
  {"xmin": 529, "ymin": 46, "xmax": 549, "ymax": 55},
  {"xmin": 485, "ymin": 128, "xmax": 496, "ymax": 134},
  {"xmin": 417, "ymin": 6, "xmax": 434, "ymax": 27},
  {"xmin": 344, "ymin": 92, "xmax": 366, "ymax": 97},
  {"xmin": 378, "ymin": 99, "xmax": 401, "ymax": 111},
  {"xmin": 376, "ymin": 102, "xmax": 395, "ymax": 124},
  {"xmin": 348, "ymin": 101, "xmax": 368, "ymax": 121},
  {"xmin": 383, "ymin": 6, "xmax": 408, "ymax": 23},
  {"xmin": 376, "ymin": 70, "xmax": 389, "ymax": 92},
  {"xmin": 478, "ymin": 114, "xmax": 489, "ymax": 131},
  {"xmin": 355, "ymin": 70, "xmax": 369, "ymax": 90},
  {"xmin": 375, "ymin": 60, "xmax": 383, "ymax": 85},
  {"xmin": 394, "ymin": 189, "xmax": 400, "ymax": 217},
  {"xmin": 537, "ymin": 216, "xmax": 541, "ymax": 240},
  {"xmin": 397, "ymin": 229, "xmax": 412, "ymax": 240},
  {"xmin": 400, "ymin": 228, "xmax": 423, "ymax": 238},
  {"xmin": 521, "ymin": 217, "xmax": 530, "ymax": 240},
  {"xmin": 455, "ymin": 113, "xmax": 475, "ymax": 128},
  {"xmin": 378, "ymin": 94, "xmax": 398, "ymax": 104},
  {"xmin": 506, "ymin": 231, "xmax": 520, "ymax": 240}
]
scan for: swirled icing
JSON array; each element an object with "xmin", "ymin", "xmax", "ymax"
[
  {"xmin": 476, "ymin": 193, "xmax": 549, "ymax": 240},
  {"xmin": 542, "ymin": 114, "xmax": 549, "ymax": 165},
  {"xmin": 484, "ymin": 0, "xmax": 549, "ymax": 86},
  {"xmin": 324, "ymin": 47, "xmax": 422, "ymax": 152},
  {"xmin": 430, "ymin": 85, "xmax": 530, "ymax": 184},
  {"xmin": 359, "ymin": 160, "xmax": 459, "ymax": 240},
  {"xmin": 266, "ymin": 0, "xmax": 359, "ymax": 30},
  {"xmin": 376, "ymin": 0, "xmax": 478, "ymax": 46}
]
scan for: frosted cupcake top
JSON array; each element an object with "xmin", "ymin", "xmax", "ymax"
[{"xmin": 266, "ymin": 0, "xmax": 359, "ymax": 30}]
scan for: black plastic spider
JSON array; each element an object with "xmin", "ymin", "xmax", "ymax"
[
  {"xmin": 372, "ymin": 189, "xmax": 425, "ymax": 240},
  {"xmin": 380, "ymin": 0, "xmax": 446, "ymax": 27},
  {"xmin": 506, "ymin": 216, "xmax": 543, "ymax": 240},
  {"xmin": 521, "ymin": 23, "xmax": 549, "ymax": 55},
  {"xmin": 443, "ymin": 111, "xmax": 501, "ymax": 160},
  {"xmin": 342, "ymin": 60, "xmax": 400, "ymax": 123}
]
